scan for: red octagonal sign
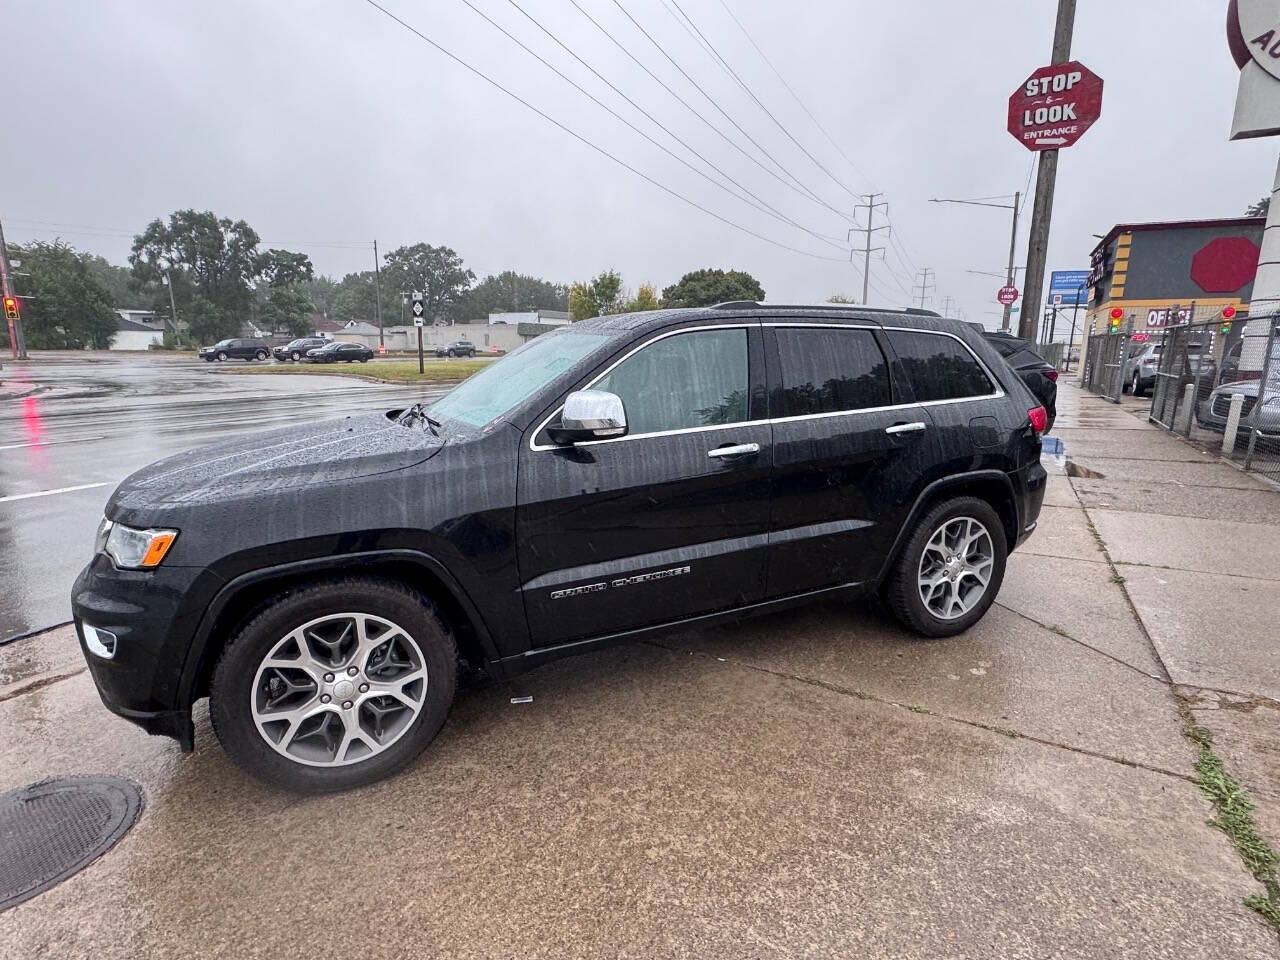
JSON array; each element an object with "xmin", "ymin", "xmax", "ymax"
[
  {"xmin": 1007, "ymin": 60, "xmax": 1104, "ymax": 151},
  {"xmin": 1191, "ymin": 236, "xmax": 1260, "ymax": 293}
]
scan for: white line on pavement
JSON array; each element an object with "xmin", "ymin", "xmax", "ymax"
[
  {"xmin": 0, "ymin": 435, "xmax": 107, "ymax": 451},
  {"xmin": 0, "ymin": 482, "xmax": 111, "ymax": 503}
]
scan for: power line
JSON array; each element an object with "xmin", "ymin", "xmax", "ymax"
[
  {"xmin": 492, "ymin": 0, "xmax": 846, "ymax": 249},
  {"xmin": 356, "ymin": 0, "xmax": 849, "ymax": 262},
  {"xmin": 605, "ymin": 0, "xmax": 850, "ymax": 220},
  {"xmin": 913, "ymin": 267, "xmax": 935, "ymax": 310},
  {"xmin": 666, "ymin": 0, "xmax": 864, "ymax": 204}
]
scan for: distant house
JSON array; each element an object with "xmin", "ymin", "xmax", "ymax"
[
  {"xmin": 489, "ymin": 309, "xmax": 570, "ymax": 327},
  {"xmin": 111, "ymin": 313, "xmax": 165, "ymax": 351}
]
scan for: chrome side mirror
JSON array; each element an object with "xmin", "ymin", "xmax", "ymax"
[{"xmin": 549, "ymin": 389, "xmax": 627, "ymax": 444}]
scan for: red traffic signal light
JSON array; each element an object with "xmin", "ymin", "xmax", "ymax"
[
  {"xmin": 1221, "ymin": 305, "xmax": 1237, "ymax": 320},
  {"xmin": 3, "ymin": 296, "xmax": 17, "ymax": 321},
  {"xmin": 1109, "ymin": 307, "xmax": 1124, "ymax": 321}
]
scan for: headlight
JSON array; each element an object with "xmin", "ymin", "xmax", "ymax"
[{"xmin": 103, "ymin": 521, "xmax": 178, "ymax": 569}]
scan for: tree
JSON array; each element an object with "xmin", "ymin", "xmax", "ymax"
[
  {"xmin": 259, "ymin": 286, "xmax": 315, "ymax": 338},
  {"xmin": 379, "ymin": 243, "xmax": 474, "ymax": 324},
  {"xmin": 83, "ymin": 254, "xmax": 149, "ymax": 309},
  {"xmin": 8, "ymin": 241, "xmax": 119, "ymax": 349},
  {"xmin": 623, "ymin": 283, "xmax": 661, "ymax": 313},
  {"xmin": 450, "ymin": 270, "xmax": 569, "ymax": 321},
  {"xmin": 661, "ymin": 268, "xmax": 764, "ymax": 308},
  {"xmin": 1248, "ymin": 197, "xmax": 1270, "ymax": 217},
  {"xmin": 127, "ymin": 209, "xmax": 312, "ymax": 339},
  {"xmin": 330, "ymin": 271, "xmax": 381, "ymax": 325},
  {"xmin": 187, "ymin": 294, "xmax": 236, "ymax": 345},
  {"xmin": 569, "ymin": 270, "xmax": 623, "ymax": 321},
  {"xmin": 827, "ymin": 294, "xmax": 857, "ymax": 304},
  {"xmin": 300, "ymin": 275, "xmax": 340, "ymax": 318}
]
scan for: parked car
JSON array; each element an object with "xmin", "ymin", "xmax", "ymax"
[
  {"xmin": 73, "ymin": 304, "xmax": 1047, "ymax": 792},
  {"xmin": 304, "ymin": 341, "xmax": 373, "ymax": 363},
  {"xmin": 274, "ymin": 337, "xmax": 328, "ymax": 362},
  {"xmin": 434, "ymin": 339, "xmax": 476, "ymax": 357},
  {"xmin": 1124, "ymin": 339, "xmax": 1212, "ymax": 398},
  {"xmin": 198, "ymin": 338, "xmax": 270, "ymax": 362},
  {"xmin": 980, "ymin": 331, "xmax": 1058, "ymax": 430}
]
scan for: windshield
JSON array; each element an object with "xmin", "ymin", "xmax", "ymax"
[{"xmin": 430, "ymin": 331, "xmax": 610, "ymax": 427}]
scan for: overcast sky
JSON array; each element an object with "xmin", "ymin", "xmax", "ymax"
[{"xmin": 5, "ymin": 0, "xmax": 1276, "ymax": 329}]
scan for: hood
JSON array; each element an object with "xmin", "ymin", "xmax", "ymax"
[
  {"xmin": 108, "ymin": 412, "xmax": 445, "ymax": 511},
  {"xmin": 1213, "ymin": 378, "xmax": 1278, "ymax": 400}
]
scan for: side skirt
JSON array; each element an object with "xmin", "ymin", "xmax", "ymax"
[{"xmin": 493, "ymin": 579, "xmax": 869, "ymax": 677}]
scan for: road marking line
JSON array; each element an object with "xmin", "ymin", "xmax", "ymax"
[
  {"xmin": 0, "ymin": 482, "xmax": 111, "ymax": 503},
  {"xmin": 0, "ymin": 435, "xmax": 107, "ymax": 451}
]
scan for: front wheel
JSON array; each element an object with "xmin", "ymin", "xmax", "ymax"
[
  {"xmin": 210, "ymin": 578, "xmax": 457, "ymax": 793},
  {"xmin": 884, "ymin": 497, "xmax": 1007, "ymax": 638},
  {"xmin": 292, "ymin": 351, "xmax": 301, "ymax": 361},
  {"xmin": 1131, "ymin": 372, "xmax": 1144, "ymax": 398},
  {"xmin": 217, "ymin": 351, "xmax": 228, "ymax": 362}
]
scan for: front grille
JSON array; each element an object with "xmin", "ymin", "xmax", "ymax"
[{"xmin": 1213, "ymin": 395, "xmax": 1257, "ymax": 418}]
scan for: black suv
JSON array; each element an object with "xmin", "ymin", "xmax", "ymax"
[
  {"xmin": 434, "ymin": 339, "xmax": 476, "ymax": 357},
  {"xmin": 274, "ymin": 337, "xmax": 328, "ymax": 361},
  {"xmin": 979, "ymin": 331, "xmax": 1058, "ymax": 430},
  {"xmin": 73, "ymin": 305, "xmax": 1047, "ymax": 792},
  {"xmin": 198, "ymin": 338, "xmax": 270, "ymax": 362}
]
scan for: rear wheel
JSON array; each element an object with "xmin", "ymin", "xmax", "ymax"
[
  {"xmin": 885, "ymin": 497, "xmax": 1007, "ymax": 638},
  {"xmin": 210, "ymin": 578, "xmax": 457, "ymax": 793},
  {"xmin": 1131, "ymin": 371, "xmax": 1144, "ymax": 398},
  {"xmin": 255, "ymin": 350, "xmax": 268, "ymax": 361}
]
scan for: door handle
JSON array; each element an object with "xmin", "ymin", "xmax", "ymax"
[
  {"xmin": 885, "ymin": 422, "xmax": 927, "ymax": 435},
  {"xmin": 707, "ymin": 442, "xmax": 761, "ymax": 458}
]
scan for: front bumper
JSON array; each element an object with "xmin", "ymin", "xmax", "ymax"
[{"xmin": 71, "ymin": 555, "xmax": 222, "ymax": 751}]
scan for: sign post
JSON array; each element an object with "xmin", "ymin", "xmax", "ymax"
[{"xmin": 412, "ymin": 292, "xmax": 425, "ymax": 374}]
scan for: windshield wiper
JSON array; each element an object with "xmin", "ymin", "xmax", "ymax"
[{"xmin": 397, "ymin": 403, "xmax": 439, "ymax": 436}]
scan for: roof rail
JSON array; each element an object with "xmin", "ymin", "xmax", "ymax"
[{"xmin": 710, "ymin": 300, "xmax": 761, "ymax": 309}]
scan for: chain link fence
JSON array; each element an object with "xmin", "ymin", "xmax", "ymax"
[
  {"xmin": 1144, "ymin": 314, "xmax": 1280, "ymax": 487},
  {"xmin": 1082, "ymin": 327, "xmax": 1135, "ymax": 401}
]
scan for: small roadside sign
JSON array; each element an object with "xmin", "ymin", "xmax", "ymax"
[
  {"xmin": 412, "ymin": 292, "xmax": 426, "ymax": 373},
  {"xmin": 413, "ymin": 315, "xmax": 424, "ymax": 328},
  {"xmin": 997, "ymin": 285, "xmax": 1019, "ymax": 306}
]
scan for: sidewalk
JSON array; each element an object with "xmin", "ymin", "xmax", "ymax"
[{"xmin": 1051, "ymin": 382, "xmax": 1280, "ymax": 858}]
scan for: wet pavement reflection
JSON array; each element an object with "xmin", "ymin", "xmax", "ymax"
[{"xmin": 0, "ymin": 355, "xmax": 444, "ymax": 640}]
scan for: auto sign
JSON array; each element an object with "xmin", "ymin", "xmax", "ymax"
[{"xmin": 1007, "ymin": 61, "xmax": 1104, "ymax": 151}]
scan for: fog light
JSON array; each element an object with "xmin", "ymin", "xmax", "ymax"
[{"xmin": 82, "ymin": 624, "xmax": 117, "ymax": 660}]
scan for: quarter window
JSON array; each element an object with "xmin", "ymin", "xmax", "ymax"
[
  {"xmin": 593, "ymin": 328, "xmax": 749, "ymax": 435},
  {"xmin": 887, "ymin": 331, "xmax": 995, "ymax": 402},
  {"xmin": 773, "ymin": 328, "xmax": 891, "ymax": 416}
]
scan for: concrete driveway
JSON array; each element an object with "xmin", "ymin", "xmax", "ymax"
[{"xmin": 1, "ymin": 381, "xmax": 1277, "ymax": 958}]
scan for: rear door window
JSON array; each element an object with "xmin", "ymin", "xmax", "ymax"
[
  {"xmin": 772, "ymin": 327, "xmax": 891, "ymax": 417},
  {"xmin": 887, "ymin": 331, "xmax": 996, "ymax": 403}
]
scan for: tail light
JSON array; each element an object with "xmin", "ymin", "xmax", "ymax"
[
  {"xmin": 1028, "ymin": 406, "xmax": 1048, "ymax": 435},
  {"xmin": 1043, "ymin": 368, "xmax": 1059, "ymax": 382}
]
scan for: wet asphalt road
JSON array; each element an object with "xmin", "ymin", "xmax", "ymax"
[{"xmin": 0, "ymin": 354, "xmax": 445, "ymax": 641}]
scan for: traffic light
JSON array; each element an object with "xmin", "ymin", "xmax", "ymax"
[
  {"xmin": 1109, "ymin": 306, "xmax": 1123, "ymax": 331},
  {"xmin": 3, "ymin": 296, "xmax": 17, "ymax": 321},
  {"xmin": 1221, "ymin": 304, "xmax": 1236, "ymax": 335}
]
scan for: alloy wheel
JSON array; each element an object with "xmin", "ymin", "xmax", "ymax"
[
  {"xmin": 917, "ymin": 516, "xmax": 994, "ymax": 621},
  {"xmin": 249, "ymin": 613, "xmax": 428, "ymax": 767}
]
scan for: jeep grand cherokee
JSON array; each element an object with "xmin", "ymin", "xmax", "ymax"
[{"xmin": 73, "ymin": 304, "xmax": 1047, "ymax": 792}]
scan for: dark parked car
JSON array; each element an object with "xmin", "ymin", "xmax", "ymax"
[
  {"xmin": 73, "ymin": 304, "xmax": 1047, "ymax": 792},
  {"xmin": 434, "ymin": 339, "xmax": 476, "ymax": 357},
  {"xmin": 198, "ymin": 338, "xmax": 270, "ymax": 362},
  {"xmin": 274, "ymin": 337, "xmax": 328, "ymax": 362},
  {"xmin": 980, "ymin": 331, "xmax": 1058, "ymax": 430},
  {"xmin": 304, "ymin": 341, "xmax": 373, "ymax": 363}
]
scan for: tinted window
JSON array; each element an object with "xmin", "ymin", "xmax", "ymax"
[
  {"xmin": 594, "ymin": 328, "xmax": 748, "ymax": 435},
  {"xmin": 888, "ymin": 331, "xmax": 995, "ymax": 402},
  {"xmin": 773, "ymin": 328, "xmax": 890, "ymax": 416}
]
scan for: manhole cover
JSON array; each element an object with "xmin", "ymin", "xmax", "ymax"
[{"xmin": 0, "ymin": 776, "xmax": 142, "ymax": 912}]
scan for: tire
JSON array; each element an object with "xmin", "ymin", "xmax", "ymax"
[
  {"xmin": 884, "ymin": 496, "xmax": 1007, "ymax": 638},
  {"xmin": 210, "ymin": 577, "xmax": 458, "ymax": 793},
  {"xmin": 1131, "ymin": 372, "xmax": 1145, "ymax": 398},
  {"xmin": 447, "ymin": 349, "xmax": 456, "ymax": 358},
  {"xmin": 217, "ymin": 351, "xmax": 228, "ymax": 362},
  {"xmin": 290, "ymin": 351, "xmax": 300, "ymax": 361},
  {"xmin": 255, "ymin": 350, "xmax": 267, "ymax": 361}
]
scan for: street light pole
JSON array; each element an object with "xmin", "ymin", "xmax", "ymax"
[
  {"xmin": 931, "ymin": 193, "xmax": 1022, "ymax": 330},
  {"xmin": 372, "ymin": 239, "xmax": 384, "ymax": 350},
  {"xmin": 0, "ymin": 214, "xmax": 26, "ymax": 359}
]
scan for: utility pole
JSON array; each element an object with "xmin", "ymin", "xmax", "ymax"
[
  {"xmin": 163, "ymin": 268, "xmax": 180, "ymax": 346},
  {"xmin": 913, "ymin": 267, "xmax": 935, "ymax": 310},
  {"xmin": 941, "ymin": 296, "xmax": 955, "ymax": 319},
  {"xmin": 1019, "ymin": 0, "xmax": 1077, "ymax": 343},
  {"xmin": 0, "ymin": 215, "xmax": 26, "ymax": 359},
  {"xmin": 931, "ymin": 191, "xmax": 1021, "ymax": 331},
  {"xmin": 372, "ymin": 239, "xmax": 384, "ymax": 350},
  {"xmin": 850, "ymin": 193, "xmax": 890, "ymax": 303}
]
